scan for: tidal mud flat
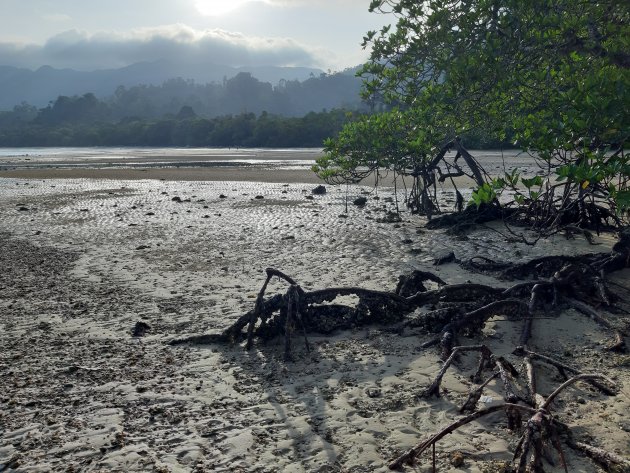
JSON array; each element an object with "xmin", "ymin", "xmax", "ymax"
[{"xmin": 0, "ymin": 176, "xmax": 628, "ymax": 472}]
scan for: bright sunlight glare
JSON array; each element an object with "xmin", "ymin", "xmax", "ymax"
[{"xmin": 195, "ymin": 0, "xmax": 254, "ymax": 16}]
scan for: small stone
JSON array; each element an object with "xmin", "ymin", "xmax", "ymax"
[
  {"xmin": 305, "ymin": 195, "xmax": 314, "ymax": 200},
  {"xmin": 219, "ymin": 194, "xmax": 227, "ymax": 199},
  {"xmin": 132, "ymin": 321, "xmax": 151, "ymax": 337},
  {"xmin": 353, "ymin": 197, "xmax": 368, "ymax": 206},
  {"xmin": 312, "ymin": 185, "xmax": 327, "ymax": 195},
  {"xmin": 376, "ymin": 211, "xmax": 402, "ymax": 224},
  {"xmin": 255, "ymin": 195, "xmax": 264, "ymax": 200},
  {"xmin": 450, "ymin": 451, "xmax": 464, "ymax": 467},
  {"xmin": 172, "ymin": 196, "xmax": 182, "ymax": 202}
]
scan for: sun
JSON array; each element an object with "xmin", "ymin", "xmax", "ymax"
[{"xmin": 195, "ymin": 0, "xmax": 252, "ymax": 16}]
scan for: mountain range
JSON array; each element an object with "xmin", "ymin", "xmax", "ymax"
[{"xmin": 0, "ymin": 60, "xmax": 326, "ymax": 110}]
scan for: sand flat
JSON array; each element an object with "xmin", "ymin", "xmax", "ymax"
[{"xmin": 0, "ymin": 173, "xmax": 628, "ymax": 472}]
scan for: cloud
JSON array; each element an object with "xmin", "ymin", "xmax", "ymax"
[{"xmin": 0, "ymin": 24, "xmax": 326, "ymax": 71}]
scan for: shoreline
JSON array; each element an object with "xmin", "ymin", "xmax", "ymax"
[
  {"xmin": 0, "ymin": 147, "xmax": 534, "ymax": 186},
  {"xmin": 0, "ymin": 167, "xmax": 327, "ymax": 183}
]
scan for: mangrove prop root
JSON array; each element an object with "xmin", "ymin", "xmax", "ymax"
[
  {"xmin": 421, "ymin": 345, "xmax": 488, "ymax": 398},
  {"xmin": 168, "ymin": 233, "xmax": 628, "ymax": 471},
  {"xmin": 394, "ymin": 375, "xmax": 618, "ymax": 472},
  {"xmin": 170, "ymin": 230, "xmax": 626, "ymax": 350},
  {"xmin": 569, "ymin": 441, "xmax": 630, "ymax": 473},
  {"xmin": 421, "ymin": 345, "xmax": 526, "ymax": 423},
  {"xmin": 459, "ymin": 371, "xmax": 499, "ymax": 413},
  {"xmin": 512, "ymin": 346, "xmax": 619, "ymax": 396},
  {"xmin": 462, "ymin": 226, "xmax": 630, "ymax": 282},
  {"xmin": 388, "ymin": 403, "xmax": 538, "ymax": 471}
]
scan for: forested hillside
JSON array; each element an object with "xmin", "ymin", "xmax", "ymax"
[
  {"xmin": 0, "ymin": 66, "xmax": 507, "ymax": 148},
  {"xmin": 0, "ymin": 68, "xmax": 368, "ymax": 147}
]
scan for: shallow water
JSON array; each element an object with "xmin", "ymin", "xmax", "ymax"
[
  {"xmin": 0, "ymin": 147, "xmax": 324, "ymax": 175},
  {"xmin": 0, "ymin": 146, "xmax": 535, "ymax": 173}
]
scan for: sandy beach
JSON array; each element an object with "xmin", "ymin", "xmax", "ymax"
[{"xmin": 1, "ymin": 153, "xmax": 628, "ymax": 472}]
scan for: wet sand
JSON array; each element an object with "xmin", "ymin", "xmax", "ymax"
[
  {"xmin": 0, "ymin": 169, "xmax": 628, "ymax": 472},
  {"xmin": 0, "ymin": 167, "xmax": 326, "ymax": 183}
]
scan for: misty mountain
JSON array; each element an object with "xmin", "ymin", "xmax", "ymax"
[
  {"xmin": 0, "ymin": 59, "xmax": 326, "ymax": 110},
  {"xmin": 105, "ymin": 70, "xmax": 365, "ymax": 119}
]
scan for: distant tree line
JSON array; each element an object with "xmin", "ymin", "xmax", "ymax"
[
  {"xmin": 0, "ymin": 103, "xmax": 357, "ymax": 147},
  {"xmin": 0, "ymin": 104, "xmax": 506, "ymax": 149},
  {"xmin": 0, "ymin": 69, "xmax": 510, "ymax": 148}
]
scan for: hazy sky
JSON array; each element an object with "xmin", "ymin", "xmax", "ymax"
[{"xmin": 0, "ymin": 0, "xmax": 392, "ymax": 71}]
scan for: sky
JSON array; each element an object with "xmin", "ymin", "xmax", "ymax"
[{"xmin": 0, "ymin": 0, "xmax": 392, "ymax": 72}]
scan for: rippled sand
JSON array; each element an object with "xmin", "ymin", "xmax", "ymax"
[{"xmin": 0, "ymin": 177, "xmax": 628, "ymax": 472}]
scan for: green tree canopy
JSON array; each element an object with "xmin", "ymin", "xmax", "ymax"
[
  {"xmin": 317, "ymin": 0, "xmax": 630, "ymax": 224},
  {"xmin": 362, "ymin": 0, "xmax": 629, "ymax": 147}
]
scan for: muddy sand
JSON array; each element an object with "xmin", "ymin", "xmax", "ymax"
[{"xmin": 0, "ymin": 173, "xmax": 628, "ymax": 472}]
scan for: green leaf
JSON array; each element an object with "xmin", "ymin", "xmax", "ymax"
[{"xmin": 616, "ymin": 191, "xmax": 630, "ymax": 211}]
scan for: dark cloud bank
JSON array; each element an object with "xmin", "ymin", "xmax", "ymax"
[
  {"xmin": 0, "ymin": 26, "xmax": 338, "ymax": 109},
  {"xmin": 0, "ymin": 26, "xmax": 323, "ymax": 71}
]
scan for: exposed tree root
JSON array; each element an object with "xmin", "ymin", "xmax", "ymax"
[
  {"xmin": 567, "ymin": 441, "xmax": 630, "ymax": 473},
  {"xmin": 169, "ymin": 229, "xmax": 629, "ymax": 471},
  {"xmin": 390, "ymin": 374, "xmax": 620, "ymax": 472},
  {"xmin": 462, "ymin": 226, "xmax": 630, "ymax": 281}
]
